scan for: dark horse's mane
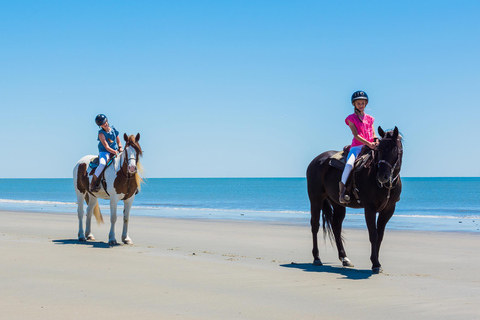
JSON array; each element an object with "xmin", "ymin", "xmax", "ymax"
[{"xmin": 383, "ymin": 128, "xmax": 404, "ymax": 142}]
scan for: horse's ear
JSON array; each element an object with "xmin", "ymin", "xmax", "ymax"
[
  {"xmin": 135, "ymin": 133, "xmax": 140, "ymax": 142},
  {"xmin": 378, "ymin": 126, "xmax": 385, "ymax": 138},
  {"xmin": 393, "ymin": 126, "xmax": 399, "ymax": 140},
  {"xmin": 124, "ymin": 133, "xmax": 128, "ymax": 142}
]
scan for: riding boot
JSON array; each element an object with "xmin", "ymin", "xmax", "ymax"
[
  {"xmin": 90, "ymin": 175, "xmax": 101, "ymax": 192},
  {"xmin": 339, "ymin": 182, "xmax": 351, "ymax": 204}
]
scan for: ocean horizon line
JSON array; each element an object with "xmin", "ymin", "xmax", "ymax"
[{"xmin": 0, "ymin": 176, "xmax": 479, "ymax": 180}]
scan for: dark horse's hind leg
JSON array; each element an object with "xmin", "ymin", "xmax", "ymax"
[
  {"xmin": 331, "ymin": 202, "xmax": 354, "ymax": 267},
  {"xmin": 310, "ymin": 200, "xmax": 323, "ymax": 265}
]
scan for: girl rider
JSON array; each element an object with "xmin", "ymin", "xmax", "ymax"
[
  {"xmin": 90, "ymin": 114, "xmax": 123, "ymax": 192},
  {"xmin": 339, "ymin": 91, "xmax": 378, "ymax": 204}
]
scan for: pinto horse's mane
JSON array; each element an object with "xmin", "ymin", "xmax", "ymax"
[
  {"xmin": 125, "ymin": 134, "xmax": 143, "ymax": 157},
  {"xmin": 124, "ymin": 134, "xmax": 144, "ymax": 189}
]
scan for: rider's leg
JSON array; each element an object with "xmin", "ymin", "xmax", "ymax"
[
  {"xmin": 91, "ymin": 152, "xmax": 110, "ymax": 192},
  {"xmin": 339, "ymin": 146, "xmax": 362, "ymax": 204}
]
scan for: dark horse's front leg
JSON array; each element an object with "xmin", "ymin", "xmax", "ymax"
[
  {"xmin": 364, "ymin": 205, "xmax": 382, "ymax": 273},
  {"xmin": 364, "ymin": 203, "xmax": 396, "ymax": 273},
  {"xmin": 375, "ymin": 205, "xmax": 396, "ymax": 270}
]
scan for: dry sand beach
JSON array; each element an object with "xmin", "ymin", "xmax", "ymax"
[{"xmin": 1, "ymin": 210, "xmax": 479, "ymax": 319}]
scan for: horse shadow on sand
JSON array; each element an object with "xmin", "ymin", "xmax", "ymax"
[
  {"xmin": 280, "ymin": 262, "xmax": 372, "ymax": 280},
  {"xmin": 52, "ymin": 239, "xmax": 114, "ymax": 249}
]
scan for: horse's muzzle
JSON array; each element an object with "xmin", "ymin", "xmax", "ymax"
[
  {"xmin": 377, "ymin": 172, "xmax": 390, "ymax": 185},
  {"xmin": 128, "ymin": 165, "xmax": 137, "ymax": 174}
]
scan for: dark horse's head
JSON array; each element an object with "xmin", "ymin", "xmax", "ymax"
[{"xmin": 376, "ymin": 126, "xmax": 403, "ymax": 186}]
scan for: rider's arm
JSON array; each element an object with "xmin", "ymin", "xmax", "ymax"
[
  {"xmin": 116, "ymin": 135, "xmax": 123, "ymax": 151},
  {"xmin": 371, "ymin": 124, "xmax": 378, "ymax": 141},
  {"xmin": 347, "ymin": 120, "xmax": 376, "ymax": 149}
]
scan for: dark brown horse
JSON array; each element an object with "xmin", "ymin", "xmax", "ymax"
[{"xmin": 307, "ymin": 127, "xmax": 403, "ymax": 273}]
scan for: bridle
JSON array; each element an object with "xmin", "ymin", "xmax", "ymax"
[
  {"xmin": 119, "ymin": 145, "xmax": 138, "ymax": 180},
  {"xmin": 376, "ymin": 138, "xmax": 403, "ymax": 211}
]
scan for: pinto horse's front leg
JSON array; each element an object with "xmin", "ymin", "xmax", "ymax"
[
  {"xmin": 108, "ymin": 198, "xmax": 119, "ymax": 246},
  {"xmin": 121, "ymin": 198, "xmax": 134, "ymax": 245},
  {"xmin": 364, "ymin": 205, "xmax": 382, "ymax": 273}
]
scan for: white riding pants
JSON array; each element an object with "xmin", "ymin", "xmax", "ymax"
[
  {"xmin": 341, "ymin": 145, "xmax": 363, "ymax": 184},
  {"xmin": 94, "ymin": 152, "xmax": 111, "ymax": 177}
]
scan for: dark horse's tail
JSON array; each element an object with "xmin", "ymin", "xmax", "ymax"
[{"xmin": 321, "ymin": 199, "xmax": 335, "ymax": 243}]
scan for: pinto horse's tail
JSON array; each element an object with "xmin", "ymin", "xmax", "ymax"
[
  {"xmin": 93, "ymin": 202, "xmax": 104, "ymax": 225},
  {"xmin": 321, "ymin": 199, "xmax": 335, "ymax": 243}
]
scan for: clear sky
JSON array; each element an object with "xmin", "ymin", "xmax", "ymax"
[{"xmin": 1, "ymin": 1, "xmax": 479, "ymax": 178}]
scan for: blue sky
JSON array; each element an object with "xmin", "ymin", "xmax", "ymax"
[{"xmin": 1, "ymin": 1, "xmax": 479, "ymax": 178}]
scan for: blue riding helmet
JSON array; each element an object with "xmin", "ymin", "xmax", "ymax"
[
  {"xmin": 95, "ymin": 114, "xmax": 107, "ymax": 126},
  {"xmin": 351, "ymin": 91, "xmax": 369, "ymax": 104}
]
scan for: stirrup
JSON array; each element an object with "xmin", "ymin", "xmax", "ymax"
[
  {"xmin": 339, "ymin": 194, "xmax": 351, "ymax": 204},
  {"xmin": 90, "ymin": 178, "xmax": 101, "ymax": 192}
]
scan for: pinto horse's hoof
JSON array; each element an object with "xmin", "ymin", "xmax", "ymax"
[
  {"xmin": 313, "ymin": 259, "xmax": 323, "ymax": 266},
  {"xmin": 87, "ymin": 235, "xmax": 95, "ymax": 241},
  {"xmin": 341, "ymin": 257, "xmax": 354, "ymax": 267},
  {"xmin": 123, "ymin": 239, "xmax": 133, "ymax": 245},
  {"xmin": 108, "ymin": 240, "xmax": 119, "ymax": 246},
  {"xmin": 78, "ymin": 237, "xmax": 87, "ymax": 242},
  {"xmin": 372, "ymin": 267, "xmax": 383, "ymax": 274}
]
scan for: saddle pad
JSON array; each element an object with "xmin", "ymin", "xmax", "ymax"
[
  {"xmin": 89, "ymin": 157, "xmax": 100, "ymax": 169},
  {"xmin": 329, "ymin": 151, "xmax": 346, "ymax": 170}
]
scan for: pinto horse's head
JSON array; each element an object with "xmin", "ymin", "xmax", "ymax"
[
  {"xmin": 123, "ymin": 133, "xmax": 142, "ymax": 174},
  {"xmin": 376, "ymin": 126, "xmax": 403, "ymax": 185}
]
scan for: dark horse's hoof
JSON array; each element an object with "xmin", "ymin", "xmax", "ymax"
[
  {"xmin": 341, "ymin": 257, "xmax": 354, "ymax": 267},
  {"xmin": 372, "ymin": 267, "xmax": 383, "ymax": 274},
  {"xmin": 313, "ymin": 259, "xmax": 323, "ymax": 266}
]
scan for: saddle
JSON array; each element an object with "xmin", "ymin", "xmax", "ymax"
[{"xmin": 328, "ymin": 145, "xmax": 374, "ymax": 172}]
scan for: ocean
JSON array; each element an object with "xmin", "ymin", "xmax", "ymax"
[{"xmin": 0, "ymin": 178, "xmax": 479, "ymax": 233}]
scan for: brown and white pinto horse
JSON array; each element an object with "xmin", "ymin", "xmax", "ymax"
[{"xmin": 73, "ymin": 133, "xmax": 143, "ymax": 245}]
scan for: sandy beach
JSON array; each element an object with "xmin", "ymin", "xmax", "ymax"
[{"xmin": 1, "ymin": 210, "xmax": 479, "ymax": 320}]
